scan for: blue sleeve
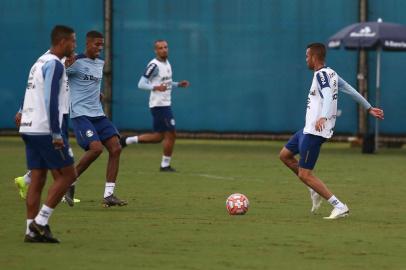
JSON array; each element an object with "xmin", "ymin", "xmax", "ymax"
[
  {"xmin": 138, "ymin": 76, "xmax": 154, "ymax": 91},
  {"xmin": 316, "ymin": 71, "xmax": 331, "ymax": 90},
  {"xmin": 143, "ymin": 63, "xmax": 159, "ymax": 79},
  {"xmin": 171, "ymin": 81, "xmax": 179, "ymax": 88},
  {"xmin": 338, "ymin": 76, "xmax": 372, "ymax": 110},
  {"xmin": 43, "ymin": 60, "xmax": 64, "ymax": 138}
]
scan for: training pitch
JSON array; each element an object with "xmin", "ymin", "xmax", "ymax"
[{"xmin": 0, "ymin": 137, "xmax": 405, "ymax": 269}]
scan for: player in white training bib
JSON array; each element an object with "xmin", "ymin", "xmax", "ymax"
[
  {"xmin": 121, "ymin": 40, "xmax": 190, "ymax": 172},
  {"xmin": 279, "ymin": 43, "xmax": 384, "ymax": 220}
]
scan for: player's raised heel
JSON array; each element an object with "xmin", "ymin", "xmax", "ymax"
[
  {"xmin": 310, "ymin": 189, "xmax": 323, "ymax": 213},
  {"xmin": 63, "ymin": 185, "xmax": 75, "ymax": 207}
]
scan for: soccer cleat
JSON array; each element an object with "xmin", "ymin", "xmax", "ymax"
[
  {"xmin": 61, "ymin": 197, "xmax": 81, "ymax": 204},
  {"xmin": 323, "ymin": 205, "xmax": 350, "ymax": 220},
  {"xmin": 102, "ymin": 194, "xmax": 128, "ymax": 207},
  {"xmin": 29, "ymin": 221, "xmax": 60, "ymax": 243},
  {"xmin": 24, "ymin": 232, "xmax": 43, "ymax": 243},
  {"xmin": 119, "ymin": 136, "xmax": 128, "ymax": 148},
  {"xmin": 310, "ymin": 189, "xmax": 323, "ymax": 213},
  {"xmin": 63, "ymin": 185, "xmax": 76, "ymax": 207},
  {"xmin": 14, "ymin": 176, "xmax": 28, "ymax": 200},
  {"xmin": 160, "ymin": 166, "xmax": 176, "ymax": 172}
]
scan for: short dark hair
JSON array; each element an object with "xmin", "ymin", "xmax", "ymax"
[
  {"xmin": 154, "ymin": 39, "xmax": 167, "ymax": 47},
  {"xmin": 307, "ymin": 43, "xmax": 326, "ymax": 61},
  {"xmin": 86, "ymin": 31, "xmax": 104, "ymax": 39},
  {"xmin": 51, "ymin": 25, "xmax": 74, "ymax": 46}
]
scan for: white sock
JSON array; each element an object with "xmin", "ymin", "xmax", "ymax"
[
  {"xmin": 26, "ymin": 219, "xmax": 33, "ymax": 235},
  {"xmin": 34, "ymin": 205, "xmax": 54, "ymax": 226},
  {"xmin": 126, "ymin": 136, "xmax": 139, "ymax": 145},
  {"xmin": 161, "ymin": 155, "xmax": 171, "ymax": 168},
  {"xmin": 104, "ymin": 182, "xmax": 116, "ymax": 198},
  {"xmin": 327, "ymin": 195, "xmax": 345, "ymax": 208},
  {"xmin": 24, "ymin": 171, "xmax": 32, "ymax": 185}
]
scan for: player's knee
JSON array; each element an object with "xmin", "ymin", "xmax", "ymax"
[
  {"xmin": 109, "ymin": 144, "xmax": 121, "ymax": 157},
  {"xmin": 155, "ymin": 133, "xmax": 164, "ymax": 142},
  {"xmin": 279, "ymin": 149, "xmax": 289, "ymax": 163},
  {"xmin": 89, "ymin": 144, "xmax": 103, "ymax": 157},
  {"xmin": 298, "ymin": 170, "xmax": 311, "ymax": 183}
]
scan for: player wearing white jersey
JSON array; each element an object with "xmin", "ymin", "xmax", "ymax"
[
  {"xmin": 14, "ymin": 52, "xmax": 81, "ymax": 205},
  {"xmin": 279, "ymin": 43, "xmax": 384, "ymax": 219},
  {"xmin": 19, "ymin": 25, "xmax": 77, "ymax": 243},
  {"xmin": 120, "ymin": 40, "xmax": 190, "ymax": 172}
]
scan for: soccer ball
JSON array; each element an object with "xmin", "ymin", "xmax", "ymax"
[{"xmin": 226, "ymin": 193, "xmax": 249, "ymax": 215}]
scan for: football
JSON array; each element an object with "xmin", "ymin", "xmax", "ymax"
[{"xmin": 226, "ymin": 193, "xmax": 249, "ymax": 215}]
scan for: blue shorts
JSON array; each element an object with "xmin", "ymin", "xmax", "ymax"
[
  {"xmin": 71, "ymin": 116, "xmax": 120, "ymax": 151},
  {"xmin": 22, "ymin": 134, "xmax": 74, "ymax": 170},
  {"xmin": 285, "ymin": 129, "xmax": 326, "ymax": 170},
  {"xmin": 150, "ymin": 106, "xmax": 176, "ymax": 132}
]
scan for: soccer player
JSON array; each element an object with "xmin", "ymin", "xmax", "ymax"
[
  {"xmin": 14, "ymin": 57, "xmax": 81, "ymax": 205},
  {"xmin": 279, "ymin": 43, "xmax": 384, "ymax": 219},
  {"xmin": 120, "ymin": 40, "xmax": 190, "ymax": 172},
  {"xmin": 19, "ymin": 25, "xmax": 77, "ymax": 243},
  {"xmin": 65, "ymin": 31, "xmax": 127, "ymax": 207}
]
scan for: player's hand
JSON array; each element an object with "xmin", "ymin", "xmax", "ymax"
[
  {"xmin": 154, "ymin": 84, "xmax": 167, "ymax": 92},
  {"xmin": 100, "ymin": 92, "xmax": 105, "ymax": 102},
  {"xmin": 178, "ymin": 80, "xmax": 190, "ymax": 88},
  {"xmin": 14, "ymin": 112, "xmax": 22, "ymax": 128},
  {"xmin": 52, "ymin": 138, "xmax": 65, "ymax": 150},
  {"xmin": 315, "ymin": 117, "xmax": 327, "ymax": 132},
  {"xmin": 368, "ymin": 107, "xmax": 384, "ymax": 120}
]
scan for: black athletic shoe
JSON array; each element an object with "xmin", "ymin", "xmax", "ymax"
[
  {"xmin": 63, "ymin": 185, "xmax": 75, "ymax": 207},
  {"xmin": 102, "ymin": 194, "xmax": 128, "ymax": 207},
  {"xmin": 119, "ymin": 136, "xmax": 128, "ymax": 148},
  {"xmin": 24, "ymin": 232, "xmax": 43, "ymax": 243},
  {"xmin": 29, "ymin": 221, "xmax": 60, "ymax": 243},
  {"xmin": 160, "ymin": 166, "xmax": 176, "ymax": 172}
]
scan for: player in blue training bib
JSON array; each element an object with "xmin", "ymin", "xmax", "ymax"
[{"xmin": 66, "ymin": 31, "xmax": 127, "ymax": 207}]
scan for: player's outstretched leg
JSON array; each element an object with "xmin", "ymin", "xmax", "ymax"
[{"xmin": 298, "ymin": 168, "xmax": 349, "ymax": 219}]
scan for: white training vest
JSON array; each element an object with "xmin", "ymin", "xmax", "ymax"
[
  {"xmin": 303, "ymin": 67, "xmax": 338, "ymax": 139},
  {"xmin": 148, "ymin": 58, "xmax": 173, "ymax": 108},
  {"xmin": 19, "ymin": 53, "xmax": 69, "ymax": 134}
]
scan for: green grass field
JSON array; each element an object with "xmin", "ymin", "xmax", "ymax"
[{"xmin": 0, "ymin": 136, "xmax": 405, "ymax": 270}]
